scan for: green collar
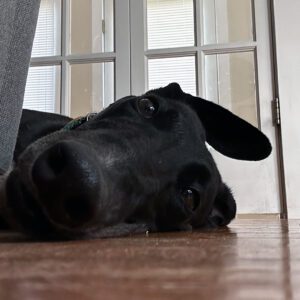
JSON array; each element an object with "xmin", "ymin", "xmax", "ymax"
[{"xmin": 62, "ymin": 113, "xmax": 97, "ymax": 131}]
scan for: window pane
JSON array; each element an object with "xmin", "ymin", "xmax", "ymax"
[
  {"xmin": 205, "ymin": 52, "xmax": 258, "ymax": 126},
  {"xmin": 70, "ymin": 62, "xmax": 114, "ymax": 118},
  {"xmin": 203, "ymin": 0, "xmax": 253, "ymax": 45},
  {"xmin": 24, "ymin": 66, "xmax": 61, "ymax": 113},
  {"xmin": 148, "ymin": 56, "xmax": 196, "ymax": 95},
  {"xmin": 147, "ymin": 0, "xmax": 195, "ymax": 49},
  {"xmin": 32, "ymin": 0, "xmax": 61, "ymax": 57},
  {"xmin": 69, "ymin": 0, "xmax": 114, "ymax": 54}
]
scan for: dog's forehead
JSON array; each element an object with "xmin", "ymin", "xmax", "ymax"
[
  {"xmin": 78, "ymin": 91, "xmax": 206, "ymax": 145},
  {"xmin": 103, "ymin": 91, "xmax": 191, "ymax": 115}
]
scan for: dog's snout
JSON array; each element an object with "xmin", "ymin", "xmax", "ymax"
[
  {"xmin": 32, "ymin": 141, "xmax": 101, "ymax": 228},
  {"xmin": 32, "ymin": 141, "xmax": 73, "ymax": 183}
]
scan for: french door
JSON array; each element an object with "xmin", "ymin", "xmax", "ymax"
[
  {"xmin": 27, "ymin": 0, "xmax": 282, "ymax": 215},
  {"xmin": 129, "ymin": 0, "xmax": 282, "ymax": 215},
  {"xmin": 26, "ymin": 0, "xmax": 131, "ymax": 117}
]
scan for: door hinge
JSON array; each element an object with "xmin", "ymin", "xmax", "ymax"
[
  {"xmin": 273, "ymin": 97, "xmax": 281, "ymax": 126},
  {"xmin": 102, "ymin": 20, "xmax": 105, "ymax": 34}
]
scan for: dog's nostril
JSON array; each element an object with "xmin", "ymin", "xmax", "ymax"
[
  {"xmin": 63, "ymin": 197, "xmax": 94, "ymax": 226},
  {"xmin": 32, "ymin": 142, "xmax": 76, "ymax": 185},
  {"xmin": 31, "ymin": 141, "xmax": 102, "ymax": 229},
  {"xmin": 46, "ymin": 145, "xmax": 66, "ymax": 176}
]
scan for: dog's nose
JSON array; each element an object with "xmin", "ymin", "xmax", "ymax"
[{"xmin": 32, "ymin": 141, "xmax": 101, "ymax": 228}]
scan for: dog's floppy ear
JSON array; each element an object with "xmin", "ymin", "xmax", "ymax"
[
  {"xmin": 152, "ymin": 83, "xmax": 272, "ymax": 161},
  {"xmin": 14, "ymin": 109, "xmax": 71, "ymax": 161}
]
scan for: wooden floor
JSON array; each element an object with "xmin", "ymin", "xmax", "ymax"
[{"xmin": 0, "ymin": 220, "xmax": 299, "ymax": 300}]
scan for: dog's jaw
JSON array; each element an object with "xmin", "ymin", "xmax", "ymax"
[
  {"xmin": 0, "ymin": 174, "xmax": 6, "ymax": 211},
  {"xmin": 0, "ymin": 168, "xmax": 14, "ymax": 228},
  {"xmin": 0, "ymin": 167, "xmax": 12, "ymax": 210}
]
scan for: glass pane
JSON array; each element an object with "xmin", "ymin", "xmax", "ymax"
[
  {"xmin": 70, "ymin": 62, "xmax": 114, "ymax": 118},
  {"xmin": 69, "ymin": 0, "xmax": 114, "ymax": 54},
  {"xmin": 148, "ymin": 56, "xmax": 196, "ymax": 95},
  {"xmin": 203, "ymin": 0, "xmax": 253, "ymax": 45},
  {"xmin": 32, "ymin": 0, "xmax": 61, "ymax": 57},
  {"xmin": 205, "ymin": 52, "xmax": 258, "ymax": 126},
  {"xmin": 24, "ymin": 66, "xmax": 61, "ymax": 113},
  {"xmin": 147, "ymin": 0, "xmax": 195, "ymax": 49}
]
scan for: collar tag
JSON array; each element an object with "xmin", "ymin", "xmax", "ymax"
[{"xmin": 62, "ymin": 113, "xmax": 98, "ymax": 131}]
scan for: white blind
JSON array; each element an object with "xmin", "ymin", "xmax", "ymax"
[
  {"xmin": 24, "ymin": 66, "xmax": 60, "ymax": 113},
  {"xmin": 147, "ymin": 0, "xmax": 194, "ymax": 49},
  {"xmin": 147, "ymin": 0, "xmax": 197, "ymax": 94},
  {"xmin": 24, "ymin": 0, "xmax": 60, "ymax": 113},
  {"xmin": 148, "ymin": 56, "xmax": 196, "ymax": 95},
  {"xmin": 31, "ymin": 0, "xmax": 60, "ymax": 57}
]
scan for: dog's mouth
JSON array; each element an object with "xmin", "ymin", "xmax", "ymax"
[
  {"xmin": 0, "ymin": 169, "xmax": 55, "ymax": 238},
  {"xmin": 0, "ymin": 169, "xmax": 195, "ymax": 240},
  {"xmin": 0, "ymin": 136, "xmax": 203, "ymax": 240},
  {"xmin": 0, "ymin": 166, "xmax": 97, "ymax": 239},
  {"xmin": 1, "ymin": 154, "xmax": 161, "ymax": 240},
  {"xmin": 0, "ymin": 139, "xmax": 101, "ymax": 237},
  {"xmin": 1, "ymin": 170, "xmax": 153, "ymax": 240}
]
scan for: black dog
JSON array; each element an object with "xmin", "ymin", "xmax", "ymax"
[{"xmin": 0, "ymin": 83, "xmax": 271, "ymax": 239}]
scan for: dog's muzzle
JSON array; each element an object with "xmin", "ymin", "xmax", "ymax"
[{"xmin": 30, "ymin": 140, "xmax": 102, "ymax": 228}]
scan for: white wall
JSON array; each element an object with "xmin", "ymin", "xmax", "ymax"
[{"xmin": 273, "ymin": 0, "xmax": 300, "ymax": 218}]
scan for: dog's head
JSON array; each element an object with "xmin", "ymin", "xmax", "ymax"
[{"xmin": 0, "ymin": 83, "xmax": 271, "ymax": 239}]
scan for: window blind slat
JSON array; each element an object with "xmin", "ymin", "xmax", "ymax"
[
  {"xmin": 24, "ymin": 66, "xmax": 60, "ymax": 113},
  {"xmin": 147, "ymin": 1, "xmax": 197, "ymax": 94},
  {"xmin": 147, "ymin": 0, "xmax": 195, "ymax": 49},
  {"xmin": 24, "ymin": 0, "xmax": 60, "ymax": 113},
  {"xmin": 148, "ymin": 56, "xmax": 196, "ymax": 95}
]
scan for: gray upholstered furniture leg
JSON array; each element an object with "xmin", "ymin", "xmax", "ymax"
[{"xmin": 0, "ymin": 0, "xmax": 41, "ymax": 174}]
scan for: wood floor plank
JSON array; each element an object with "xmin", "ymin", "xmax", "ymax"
[{"xmin": 0, "ymin": 219, "xmax": 299, "ymax": 300}]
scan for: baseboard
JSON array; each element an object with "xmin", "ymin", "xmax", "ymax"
[{"xmin": 236, "ymin": 213, "xmax": 281, "ymax": 220}]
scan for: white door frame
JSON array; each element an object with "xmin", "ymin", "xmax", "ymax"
[
  {"xmin": 272, "ymin": 0, "xmax": 300, "ymax": 219},
  {"xmin": 115, "ymin": 0, "xmax": 131, "ymax": 99},
  {"xmin": 30, "ymin": 0, "xmax": 131, "ymax": 115},
  {"xmin": 129, "ymin": 0, "xmax": 283, "ymax": 215}
]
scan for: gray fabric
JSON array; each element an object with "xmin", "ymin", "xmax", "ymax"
[{"xmin": 0, "ymin": 0, "xmax": 41, "ymax": 173}]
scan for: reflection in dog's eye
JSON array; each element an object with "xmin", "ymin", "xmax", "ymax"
[
  {"xmin": 137, "ymin": 98, "xmax": 158, "ymax": 118},
  {"xmin": 181, "ymin": 188, "xmax": 200, "ymax": 211}
]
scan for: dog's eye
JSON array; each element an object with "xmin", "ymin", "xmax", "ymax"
[
  {"xmin": 181, "ymin": 188, "xmax": 200, "ymax": 211},
  {"xmin": 137, "ymin": 98, "xmax": 157, "ymax": 118}
]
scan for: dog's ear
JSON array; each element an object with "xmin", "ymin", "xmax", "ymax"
[
  {"xmin": 14, "ymin": 110, "xmax": 71, "ymax": 161},
  {"xmin": 152, "ymin": 83, "xmax": 272, "ymax": 161},
  {"xmin": 147, "ymin": 82, "xmax": 185, "ymax": 99},
  {"xmin": 206, "ymin": 184, "xmax": 236, "ymax": 228},
  {"xmin": 185, "ymin": 95, "xmax": 272, "ymax": 161}
]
